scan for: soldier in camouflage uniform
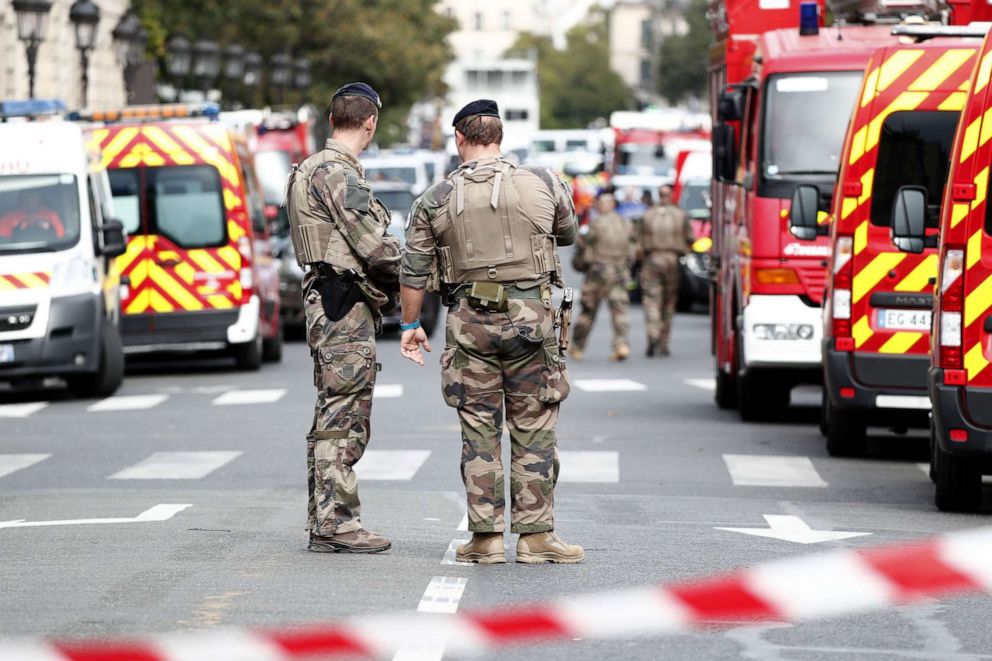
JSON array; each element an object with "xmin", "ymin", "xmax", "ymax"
[
  {"xmin": 285, "ymin": 83, "xmax": 402, "ymax": 553},
  {"xmin": 640, "ymin": 184, "xmax": 693, "ymax": 356},
  {"xmin": 398, "ymin": 99, "xmax": 583, "ymax": 564},
  {"xmin": 569, "ymin": 192, "xmax": 635, "ymax": 362}
]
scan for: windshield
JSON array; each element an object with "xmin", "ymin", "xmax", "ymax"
[
  {"xmin": 375, "ymin": 189, "xmax": 416, "ymax": 214},
  {"xmin": 761, "ymin": 72, "xmax": 863, "ymax": 180},
  {"xmin": 255, "ymin": 150, "xmax": 293, "ymax": 205},
  {"xmin": 616, "ymin": 143, "xmax": 672, "ymax": 176},
  {"xmin": 680, "ymin": 183, "xmax": 710, "ymax": 213},
  {"xmin": 0, "ymin": 174, "xmax": 80, "ymax": 254},
  {"xmin": 871, "ymin": 111, "xmax": 958, "ymax": 227},
  {"xmin": 532, "ymin": 140, "xmax": 555, "ymax": 153},
  {"xmin": 367, "ymin": 166, "xmax": 417, "ymax": 186}
]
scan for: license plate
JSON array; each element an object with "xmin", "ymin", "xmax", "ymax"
[
  {"xmin": 0, "ymin": 344, "xmax": 13, "ymax": 364},
  {"xmin": 878, "ymin": 309, "xmax": 932, "ymax": 331}
]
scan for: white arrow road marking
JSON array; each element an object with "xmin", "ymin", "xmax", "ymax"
[
  {"xmin": 715, "ymin": 515, "xmax": 872, "ymax": 545},
  {"xmin": 0, "ymin": 503, "xmax": 192, "ymax": 529},
  {"xmin": 574, "ymin": 379, "xmax": 647, "ymax": 392},
  {"xmin": 684, "ymin": 378, "xmax": 716, "ymax": 392}
]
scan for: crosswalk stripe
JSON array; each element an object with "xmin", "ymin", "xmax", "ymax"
[
  {"xmin": 574, "ymin": 379, "xmax": 647, "ymax": 392},
  {"xmin": 723, "ymin": 454, "xmax": 828, "ymax": 487},
  {"xmin": 0, "ymin": 454, "xmax": 50, "ymax": 479},
  {"xmin": 373, "ymin": 384, "xmax": 404, "ymax": 399},
  {"xmin": 0, "ymin": 402, "xmax": 48, "ymax": 418},
  {"xmin": 212, "ymin": 389, "xmax": 287, "ymax": 406},
  {"xmin": 416, "ymin": 576, "xmax": 468, "ymax": 614},
  {"xmin": 110, "ymin": 451, "xmax": 242, "ymax": 480},
  {"xmin": 558, "ymin": 451, "xmax": 620, "ymax": 483},
  {"xmin": 88, "ymin": 394, "xmax": 168, "ymax": 412},
  {"xmin": 684, "ymin": 378, "xmax": 716, "ymax": 392},
  {"xmin": 358, "ymin": 450, "xmax": 431, "ymax": 480}
]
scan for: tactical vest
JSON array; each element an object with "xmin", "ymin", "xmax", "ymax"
[
  {"xmin": 431, "ymin": 159, "xmax": 562, "ymax": 286},
  {"xmin": 588, "ymin": 212, "xmax": 631, "ymax": 262},
  {"xmin": 285, "ymin": 147, "xmax": 388, "ymax": 272},
  {"xmin": 642, "ymin": 205, "xmax": 689, "ymax": 254}
]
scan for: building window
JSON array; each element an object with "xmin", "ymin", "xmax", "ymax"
[
  {"xmin": 474, "ymin": 12, "xmax": 484, "ymax": 30},
  {"xmin": 641, "ymin": 20, "xmax": 654, "ymax": 51},
  {"xmin": 640, "ymin": 59, "xmax": 652, "ymax": 87},
  {"xmin": 502, "ymin": 11, "xmax": 512, "ymax": 30},
  {"xmin": 466, "ymin": 70, "xmax": 481, "ymax": 89},
  {"xmin": 506, "ymin": 109, "xmax": 529, "ymax": 121}
]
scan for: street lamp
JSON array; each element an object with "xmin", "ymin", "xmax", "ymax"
[
  {"xmin": 12, "ymin": 0, "xmax": 54, "ymax": 99},
  {"xmin": 191, "ymin": 39, "xmax": 221, "ymax": 93},
  {"xmin": 269, "ymin": 53, "xmax": 293, "ymax": 105},
  {"xmin": 293, "ymin": 58, "xmax": 311, "ymax": 90},
  {"xmin": 112, "ymin": 11, "xmax": 147, "ymax": 103},
  {"xmin": 69, "ymin": 0, "xmax": 101, "ymax": 108},
  {"xmin": 166, "ymin": 35, "xmax": 192, "ymax": 97}
]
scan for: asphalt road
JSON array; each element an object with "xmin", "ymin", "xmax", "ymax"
[{"xmin": 3, "ymin": 273, "xmax": 992, "ymax": 659}]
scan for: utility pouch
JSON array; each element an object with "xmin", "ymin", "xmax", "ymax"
[
  {"xmin": 316, "ymin": 271, "xmax": 364, "ymax": 322},
  {"xmin": 557, "ymin": 287, "xmax": 574, "ymax": 352},
  {"xmin": 466, "ymin": 281, "xmax": 508, "ymax": 313}
]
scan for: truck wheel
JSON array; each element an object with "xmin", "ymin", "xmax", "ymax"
[
  {"xmin": 737, "ymin": 369, "xmax": 789, "ymax": 421},
  {"xmin": 934, "ymin": 441, "xmax": 982, "ymax": 512},
  {"xmin": 66, "ymin": 324, "xmax": 124, "ymax": 399},
  {"xmin": 818, "ymin": 390, "xmax": 829, "ymax": 438},
  {"xmin": 263, "ymin": 324, "xmax": 284, "ymax": 363},
  {"xmin": 824, "ymin": 395, "xmax": 868, "ymax": 457},
  {"xmin": 421, "ymin": 293, "xmax": 441, "ymax": 338},
  {"xmin": 234, "ymin": 333, "xmax": 263, "ymax": 372},
  {"xmin": 714, "ymin": 366, "xmax": 737, "ymax": 409}
]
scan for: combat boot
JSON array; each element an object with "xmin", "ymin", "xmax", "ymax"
[
  {"xmin": 456, "ymin": 532, "xmax": 506, "ymax": 564},
  {"xmin": 610, "ymin": 343, "xmax": 629, "ymax": 362},
  {"xmin": 308, "ymin": 528, "xmax": 391, "ymax": 554},
  {"xmin": 516, "ymin": 531, "xmax": 584, "ymax": 564},
  {"xmin": 646, "ymin": 340, "xmax": 658, "ymax": 357}
]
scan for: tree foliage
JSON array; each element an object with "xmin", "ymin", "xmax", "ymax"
[
  {"xmin": 132, "ymin": 0, "xmax": 456, "ymax": 143},
  {"xmin": 657, "ymin": 0, "xmax": 710, "ymax": 105},
  {"xmin": 511, "ymin": 10, "xmax": 632, "ymax": 129}
]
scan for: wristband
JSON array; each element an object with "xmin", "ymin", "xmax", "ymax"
[{"xmin": 399, "ymin": 319, "xmax": 421, "ymax": 331}]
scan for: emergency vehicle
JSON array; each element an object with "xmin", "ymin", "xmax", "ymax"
[
  {"xmin": 892, "ymin": 26, "xmax": 992, "ymax": 510},
  {"xmin": 82, "ymin": 103, "xmax": 283, "ymax": 370},
  {"xmin": 708, "ymin": 0, "xmax": 987, "ymax": 420},
  {"xmin": 790, "ymin": 31, "xmax": 980, "ymax": 455},
  {"xmin": 0, "ymin": 100, "xmax": 126, "ymax": 397}
]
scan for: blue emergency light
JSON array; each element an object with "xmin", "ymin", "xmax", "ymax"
[
  {"xmin": 799, "ymin": 1, "xmax": 820, "ymax": 36},
  {"xmin": 0, "ymin": 99, "xmax": 67, "ymax": 121}
]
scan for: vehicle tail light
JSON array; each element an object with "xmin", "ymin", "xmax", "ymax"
[
  {"xmin": 840, "ymin": 387, "xmax": 855, "ymax": 399},
  {"xmin": 832, "ymin": 236, "xmax": 854, "ymax": 340},
  {"xmin": 238, "ymin": 235, "xmax": 255, "ymax": 304},
  {"xmin": 938, "ymin": 249, "xmax": 964, "ymax": 370},
  {"xmin": 755, "ymin": 268, "xmax": 801, "ymax": 285},
  {"xmin": 949, "ymin": 428, "xmax": 969, "ymax": 442}
]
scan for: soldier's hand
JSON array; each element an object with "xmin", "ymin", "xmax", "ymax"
[{"xmin": 400, "ymin": 327, "xmax": 431, "ymax": 366}]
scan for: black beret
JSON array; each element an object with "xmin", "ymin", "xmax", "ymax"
[
  {"xmin": 331, "ymin": 82, "xmax": 382, "ymax": 109},
  {"xmin": 452, "ymin": 99, "xmax": 500, "ymax": 127}
]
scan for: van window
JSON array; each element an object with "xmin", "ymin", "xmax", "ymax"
[
  {"xmin": 108, "ymin": 170, "xmax": 141, "ymax": 234},
  {"xmin": 870, "ymin": 111, "xmax": 958, "ymax": 227},
  {"xmin": 255, "ymin": 150, "xmax": 292, "ymax": 206},
  {"xmin": 151, "ymin": 166, "xmax": 226, "ymax": 248},
  {"xmin": 0, "ymin": 174, "xmax": 81, "ymax": 254},
  {"xmin": 366, "ymin": 166, "xmax": 417, "ymax": 186}
]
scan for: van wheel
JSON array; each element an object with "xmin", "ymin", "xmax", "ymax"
[
  {"xmin": 824, "ymin": 395, "xmax": 867, "ymax": 457},
  {"xmin": 928, "ymin": 418, "xmax": 937, "ymax": 483},
  {"xmin": 263, "ymin": 325, "xmax": 284, "ymax": 363},
  {"xmin": 818, "ymin": 390, "xmax": 829, "ymax": 438},
  {"xmin": 738, "ymin": 369, "xmax": 789, "ymax": 421},
  {"xmin": 714, "ymin": 366, "xmax": 737, "ymax": 409},
  {"xmin": 934, "ymin": 441, "xmax": 982, "ymax": 512},
  {"xmin": 66, "ymin": 324, "xmax": 124, "ymax": 399},
  {"xmin": 234, "ymin": 333, "xmax": 263, "ymax": 371}
]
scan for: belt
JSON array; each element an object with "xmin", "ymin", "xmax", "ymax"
[{"xmin": 450, "ymin": 284, "xmax": 547, "ymax": 301}]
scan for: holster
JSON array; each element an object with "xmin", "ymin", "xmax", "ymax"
[
  {"xmin": 557, "ymin": 287, "xmax": 574, "ymax": 351},
  {"xmin": 314, "ymin": 268, "xmax": 364, "ymax": 322}
]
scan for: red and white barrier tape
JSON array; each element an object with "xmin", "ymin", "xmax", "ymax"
[{"xmin": 8, "ymin": 526, "xmax": 992, "ymax": 660}]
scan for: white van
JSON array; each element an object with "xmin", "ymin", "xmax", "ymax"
[{"xmin": 0, "ymin": 101, "xmax": 127, "ymax": 397}]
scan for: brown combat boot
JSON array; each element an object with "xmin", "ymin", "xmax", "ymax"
[
  {"xmin": 516, "ymin": 532, "xmax": 584, "ymax": 564},
  {"xmin": 308, "ymin": 528, "xmax": 391, "ymax": 554},
  {"xmin": 610, "ymin": 343, "xmax": 630, "ymax": 361},
  {"xmin": 455, "ymin": 532, "xmax": 506, "ymax": 564}
]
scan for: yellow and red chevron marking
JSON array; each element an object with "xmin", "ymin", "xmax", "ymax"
[
  {"xmin": 836, "ymin": 44, "xmax": 978, "ymax": 358},
  {"xmin": 0, "ymin": 271, "xmax": 50, "ymax": 290}
]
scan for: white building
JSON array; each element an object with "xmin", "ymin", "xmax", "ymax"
[
  {"xmin": 608, "ymin": 0, "xmax": 688, "ymax": 105},
  {"xmin": 1, "ymin": 0, "xmax": 130, "ymax": 109}
]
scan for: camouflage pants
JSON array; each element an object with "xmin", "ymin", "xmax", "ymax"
[
  {"xmin": 641, "ymin": 251, "xmax": 680, "ymax": 349},
  {"xmin": 571, "ymin": 263, "xmax": 630, "ymax": 351},
  {"xmin": 304, "ymin": 287, "xmax": 377, "ymax": 536},
  {"xmin": 440, "ymin": 298, "xmax": 570, "ymax": 533}
]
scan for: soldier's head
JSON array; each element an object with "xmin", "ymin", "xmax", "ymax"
[
  {"xmin": 597, "ymin": 191, "xmax": 616, "ymax": 213},
  {"xmin": 328, "ymin": 82, "xmax": 382, "ymax": 150},
  {"xmin": 452, "ymin": 99, "xmax": 502, "ymax": 161},
  {"xmin": 658, "ymin": 184, "xmax": 674, "ymax": 203}
]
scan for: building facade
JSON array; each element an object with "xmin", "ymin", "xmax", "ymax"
[
  {"xmin": 608, "ymin": 0, "xmax": 688, "ymax": 106},
  {"xmin": 1, "ymin": 0, "xmax": 130, "ymax": 109}
]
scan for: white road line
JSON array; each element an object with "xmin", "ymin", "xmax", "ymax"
[
  {"xmin": 0, "ymin": 402, "xmax": 48, "ymax": 418},
  {"xmin": 441, "ymin": 539, "xmax": 472, "ymax": 566},
  {"xmin": 416, "ymin": 576, "xmax": 468, "ymax": 614},
  {"xmin": 456, "ymin": 513, "xmax": 468, "ymax": 531},
  {"xmin": 358, "ymin": 450, "xmax": 431, "ymax": 480},
  {"xmin": 0, "ymin": 454, "xmax": 50, "ymax": 479},
  {"xmin": 373, "ymin": 384, "xmax": 404, "ymax": 399},
  {"xmin": 88, "ymin": 394, "xmax": 168, "ymax": 412},
  {"xmin": 723, "ymin": 454, "xmax": 828, "ymax": 488},
  {"xmin": 212, "ymin": 389, "xmax": 287, "ymax": 406},
  {"xmin": 558, "ymin": 451, "xmax": 620, "ymax": 483},
  {"xmin": 574, "ymin": 379, "xmax": 647, "ymax": 392},
  {"xmin": 110, "ymin": 451, "xmax": 242, "ymax": 480},
  {"xmin": 917, "ymin": 463, "xmax": 931, "ymax": 476},
  {"xmin": 684, "ymin": 378, "xmax": 716, "ymax": 392}
]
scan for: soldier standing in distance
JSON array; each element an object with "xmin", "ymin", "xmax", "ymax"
[
  {"xmin": 285, "ymin": 83, "xmax": 401, "ymax": 553},
  {"xmin": 568, "ymin": 191, "xmax": 635, "ymax": 362},
  {"xmin": 640, "ymin": 183, "xmax": 694, "ymax": 356},
  {"xmin": 398, "ymin": 99, "xmax": 584, "ymax": 564}
]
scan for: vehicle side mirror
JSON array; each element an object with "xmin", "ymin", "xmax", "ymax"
[
  {"xmin": 713, "ymin": 124, "xmax": 737, "ymax": 184},
  {"xmin": 718, "ymin": 87, "xmax": 744, "ymax": 122},
  {"xmin": 891, "ymin": 185, "xmax": 927, "ymax": 254},
  {"xmin": 100, "ymin": 219, "xmax": 127, "ymax": 257},
  {"xmin": 654, "ymin": 144, "xmax": 666, "ymax": 159},
  {"xmin": 789, "ymin": 184, "xmax": 820, "ymax": 241}
]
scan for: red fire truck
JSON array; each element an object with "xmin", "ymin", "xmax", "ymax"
[{"xmin": 708, "ymin": 0, "xmax": 986, "ymax": 421}]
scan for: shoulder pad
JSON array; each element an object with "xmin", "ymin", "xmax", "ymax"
[
  {"xmin": 344, "ymin": 171, "xmax": 371, "ymax": 212},
  {"xmin": 422, "ymin": 180, "xmax": 454, "ymax": 211},
  {"xmin": 519, "ymin": 165, "xmax": 558, "ymax": 196}
]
